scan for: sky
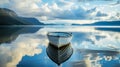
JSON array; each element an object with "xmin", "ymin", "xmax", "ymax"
[{"xmin": 0, "ymin": 0, "xmax": 120, "ymax": 24}]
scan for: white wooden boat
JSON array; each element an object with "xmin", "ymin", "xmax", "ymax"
[{"xmin": 47, "ymin": 32, "xmax": 72, "ymax": 48}]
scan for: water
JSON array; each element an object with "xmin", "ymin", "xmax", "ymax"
[{"xmin": 0, "ymin": 26, "xmax": 120, "ymax": 67}]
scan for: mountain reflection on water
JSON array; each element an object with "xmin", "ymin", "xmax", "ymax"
[
  {"xmin": 0, "ymin": 27, "xmax": 41, "ymax": 44},
  {"xmin": 0, "ymin": 26, "xmax": 120, "ymax": 67}
]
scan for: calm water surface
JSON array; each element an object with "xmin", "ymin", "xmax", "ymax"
[{"xmin": 0, "ymin": 26, "xmax": 120, "ymax": 67}]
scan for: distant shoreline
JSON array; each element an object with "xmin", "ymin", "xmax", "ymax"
[{"xmin": 0, "ymin": 25, "xmax": 120, "ymax": 28}]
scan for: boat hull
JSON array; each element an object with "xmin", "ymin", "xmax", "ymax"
[{"xmin": 47, "ymin": 32, "xmax": 72, "ymax": 48}]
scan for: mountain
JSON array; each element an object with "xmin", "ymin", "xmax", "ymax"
[
  {"xmin": 95, "ymin": 28, "xmax": 120, "ymax": 32},
  {"xmin": 20, "ymin": 17, "xmax": 43, "ymax": 25},
  {"xmin": 0, "ymin": 8, "xmax": 44, "ymax": 25},
  {"xmin": 72, "ymin": 21, "xmax": 120, "ymax": 26},
  {"xmin": 84, "ymin": 21, "xmax": 120, "ymax": 26}
]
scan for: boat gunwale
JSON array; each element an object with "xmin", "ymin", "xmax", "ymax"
[{"xmin": 47, "ymin": 32, "xmax": 72, "ymax": 38}]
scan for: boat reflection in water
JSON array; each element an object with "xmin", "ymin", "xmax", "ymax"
[{"xmin": 47, "ymin": 32, "xmax": 73, "ymax": 65}]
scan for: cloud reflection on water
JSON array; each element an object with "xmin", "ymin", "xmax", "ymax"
[
  {"xmin": 0, "ymin": 26, "xmax": 120, "ymax": 67},
  {"xmin": 70, "ymin": 49, "xmax": 120, "ymax": 67},
  {"xmin": 39, "ymin": 26, "xmax": 120, "ymax": 67},
  {"xmin": 0, "ymin": 32, "xmax": 48, "ymax": 67},
  {"xmin": 39, "ymin": 26, "xmax": 120, "ymax": 50}
]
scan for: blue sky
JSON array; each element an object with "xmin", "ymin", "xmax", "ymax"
[{"xmin": 0, "ymin": 0, "xmax": 120, "ymax": 24}]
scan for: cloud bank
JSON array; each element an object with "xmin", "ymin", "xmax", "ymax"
[{"xmin": 0, "ymin": 0, "xmax": 120, "ymax": 22}]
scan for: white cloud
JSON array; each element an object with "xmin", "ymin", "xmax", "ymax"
[
  {"xmin": 0, "ymin": 0, "xmax": 9, "ymax": 5},
  {"xmin": 41, "ymin": 20, "xmax": 97, "ymax": 24},
  {"xmin": 0, "ymin": 0, "xmax": 119, "ymax": 22},
  {"xmin": 96, "ymin": 11, "xmax": 108, "ymax": 17}
]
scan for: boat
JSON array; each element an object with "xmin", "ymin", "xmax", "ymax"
[
  {"xmin": 46, "ymin": 43, "xmax": 73, "ymax": 65},
  {"xmin": 47, "ymin": 32, "xmax": 72, "ymax": 48}
]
